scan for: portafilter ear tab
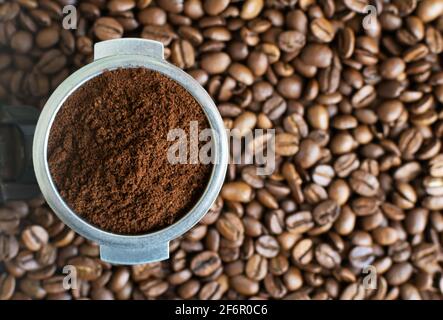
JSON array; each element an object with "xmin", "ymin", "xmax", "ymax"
[{"xmin": 0, "ymin": 104, "xmax": 40, "ymax": 203}]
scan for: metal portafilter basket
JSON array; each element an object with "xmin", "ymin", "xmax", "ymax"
[{"xmin": 32, "ymin": 38, "xmax": 229, "ymax": 265}]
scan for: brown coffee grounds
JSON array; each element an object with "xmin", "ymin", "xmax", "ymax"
[{"xmin": 48, "ymin": 68, "xmax": 212, "ymax": 235}]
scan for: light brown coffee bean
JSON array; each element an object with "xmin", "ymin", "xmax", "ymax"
[
  {"xmin": 292, "ymin": 239, "xmax": 314, "ymax": 265},
  {"xmin": 240, "ymin": 0, "xmax": 264, "ymax": 20},
  {"xmin": 255, "ymin": 235, "xmax": 279, "ymax": 258},
  {"xmin": 0, "ymin": 273, "xmax": 15, "ymax": 300},
  {"xmin": 278, "ymin": 30, "xmax": 306, "ymax": 53},
  {"xmin": 283, "ymin": 112, "xmax": 308, "ymax": 138},
  {"xmin": 277, "ymin": 75, "xmax": 303, "ymax": 99},
  {"xmin": 200, "ymin": 52, "xmax": 231, "ymax": 74},
  {"xmin": 310, "ymin": 18, "xmax": 335, "ymax": 43},
  {"xmin": 294, "ymin": 139, "xmax": 321, "ymax": 169},
  {"xmin": 349, "ymin": 170, "xmax": 380, "ymax": 197},
  {"xmin": 349, "ymin": 245, "xmax": 375, "ymax": 269},
  {"xmin": 67, "ymin": 257, "xmax": 102, "ymax": 281},
  {"xmin": 334, "ymin": 206, "xmax": 356, "ymax": 235},
  {"xmin": 170, "ymin": 39, "xmax": 195, "ymax": 69},
  {"xmin": 300, "ymin": 43, "xmax": 333, "ymax": 68},
  {"xmin": 203, "ymin": 0, "xmax": 229, "ymax": 16},
  {"xmin": 286, "ymin": 211, "xmax": 314, "ymax": 234},
  {"xmin": 139, "ymin": 279, "xmax": 168, "ymax": 298},
  {"xmin": 190, "ymin": 251, "xmax": 221, "ymax": 277},
  {"xmin": 386, "ymin": 262, "xmax": 414, "ymax": 285},
  {"xmin": 93, "ymin": 17, "xmax": 124, "ymax": 41},
  {"xmin": 230, "ymin": 275, "xmax": 259, "ymax": 296},
  {"xmin": 372, "ymin": 227, "xmax": 398, "ymax": 246},
  {"xmin": 275, "ymin": 133, "xmax": 299, "ymax": 156},
  {"xmin": 199, "ymin": 280, "xmax": 225, "ymax": 300},
  {"xmin": 245, "ymin": 254, "xmax": 267, "ymax": 281},
  {"xmin": 228, "ymin": 63, "xmax": 254, "ymax": 86},
  {"xmin": 417, "ymin": 0, "xmax": 443, "ymax": 23},
  {"xmin": 315, "ymin": 243, "xmax": 341, "ymax": 269},
  {"xmin": 307, "ymin": 104, "xmax": 329, "ymax": 130},
  {"xmin": 36, "ymin": 49, "xmax": 66, "ymax": 75},
  {"xmin": 0, "ymin": 234, "xmax": 19, "ymax": 262},
  {"xmin": 221, "ymin": 182, "xmax": 253, "ymax": 203},
  {"xmin": 141, "ymin": 25, "xmax": 176, "ymax": 45},
  {"xmin": 216, "ymin": 212, "xmax": 244, "ymax": 242},
  {"xmin": 313, "ymin": 200, "xmax": 340, "ymax": 225},
  {"xmin": 21, "ymin": 225, "xmax": 48, "ymax": 252}
]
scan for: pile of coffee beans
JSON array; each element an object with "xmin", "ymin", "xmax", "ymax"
[{"xmin": 1, "ymin": 0, "xmax": 443, "ymax": 300}]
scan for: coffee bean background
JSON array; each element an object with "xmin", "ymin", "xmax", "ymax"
[{"xmin": 1, "ymin": 0, "xmax": 443, "ymax": 300}]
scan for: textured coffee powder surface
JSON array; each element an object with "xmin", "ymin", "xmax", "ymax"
[{"xmin": 48, "ymin": 68, "xmax": 212, "ymax": 234}]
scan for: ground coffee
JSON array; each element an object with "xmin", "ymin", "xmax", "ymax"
[{"xmin": 47, "ymin": 68, "xmax": 212, "ymax": 235}]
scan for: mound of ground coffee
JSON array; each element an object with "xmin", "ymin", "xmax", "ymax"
[{"xmin": 48, "ymin": 68, "xmax": 212, "ymax": 235}]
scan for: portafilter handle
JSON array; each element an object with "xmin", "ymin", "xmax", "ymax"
[{"xmin": 0, "ymin": 103, "xmax": 41, "ymax": 203}]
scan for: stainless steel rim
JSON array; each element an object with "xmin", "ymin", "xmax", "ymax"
[{"xmin": 33, "ymin": 54, "xmax": 228, "ymax": 249}]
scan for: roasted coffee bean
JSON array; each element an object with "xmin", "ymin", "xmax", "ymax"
[
  {"xmin": 278, "ymin": 31, "xmax": 305, "ymax": 53},
  {"xmin": 109, "ymin": 267, "xmax": 130, "ymax": 292},
  {"xmin": 340, "ymin": 283, "xmax": 365, "ymax": 300},
  {"xmin": 315, "ymin": 243, "xmax": 341, "ymax": 269},
  {"xmin": 313, "ymin": 200, "xmax": 340, "ymax": 226},
  {"xmin": 67, "ymin": 257, "xmax": 102, "ymax": 281},
  {"xmin": 312, "ymin": 165, "xmax": 335, "ymax": 187},
  {"xmin": 300, "ymin": 43, "xmax": 333, "ymax": 68},
  {"xmin": 292, "ymin": 239, "xmax": 314, "ymax": 265},
  {"xmin": 199, "ymin": 281, "xmax": 225, "ymax": 300},
  {"xmin": 275, "ymin": 133, "xmax": 299, "ymax": 156},
  {"xmin": 0, "ymin": 272, "xmax": 15, "ymax": 300},
  {"xmin": 170, "ymin": 39, "xmax": 194, "ymax": 69},
  {"xmin": 255, "ymin": 235, "xmax": 279, "ymax": 259},
  {"xmin": 42, "ymin": 276, "xmax": 67, "ymax": 294},
  {"xmin": 177, "ymin": 279, "xmax": 199, "ymax": 299},
  {"xmin": 141, "ymin": 25, "xmax": 176, "ymax": 45},
  {"xmin": 417, "ymin": 0, "xmax": 443, "ymax": 23},
  {"xmin": 277, "ymin": 75, "xmax": 303, "ymax": 99},
  {"xmin": 230, "ymin": 275, "xmax": 259, "ymax": 296},
  {"xmin": 245, "ymin": 254, "xmax": 267, "ymax": 281},
  {"xmin": 139, "ymin": 278, "xmax": 168, "ymax": 298},
  {"xmin": 349, "ymin": 246, "xmax": 375, "ymax": 269},
  {"xmin": 264, "ymin": 273, "xmax": 287, "ymax": 299},
  {"xmin": 221, "ymin": 182, "xmax": 252, "ymax": 203},
  {"xmin": 349, "ymin": 170, "xmax": 380, "ymax": 197},
  {"xmin": 34, "ymin": 246, "xmax": 56, "ymax": 269},
  {"xmin": 93, "ymin": 17, "xmax": 124, "ymax": 41},
  {"xmin": 0, "ymin": 234, "xmax": 19, "ymax": 262},
  {"xmin": 36, "ymin": 49, "xmax": 66, "ymax": 74},
  {"xmin": 21, "ymin": 225, "xmax": 49, "ymax": 251},
  {"xmin": 286, "ymin": 211, "xmax": 314, "ymax": 234},
  {"xmin": 90, "ymin": 287, "xmax": 115, "ymax": 300},
  {"xmin": 10, "ymin": 30, "xmax": 33, "ymax": 53},
  {"xmin": 216, "ymin": 212, "xmax": 244, "ymax": 242},
  {"xmin": 311, "ymin": 18, "xmax": 334, "ymax": 43},
  {"xmin": 352, "ymin": 197, "xmax": 380, "ymax": 216},
  {"xmin": 386, "ymin": 262, "xmax": 414, "ymax": 286},
  {"xmin": 19, "ymin": 278, "xmax": 46, "ymax": 299},
  {"xmin": 15, "ymin": 250, "xmax": 39, "ymax": 272},
  {"xmin": 0, "ymin": 208, "xmax": 20, "ymax": 233},
  {"xmin": 200, "ymin": 52, "xmax": 231, "ymax": 74},
  {"xmin": 190, "ymin": 251, "xmax": 221, "ymax": 277}
]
